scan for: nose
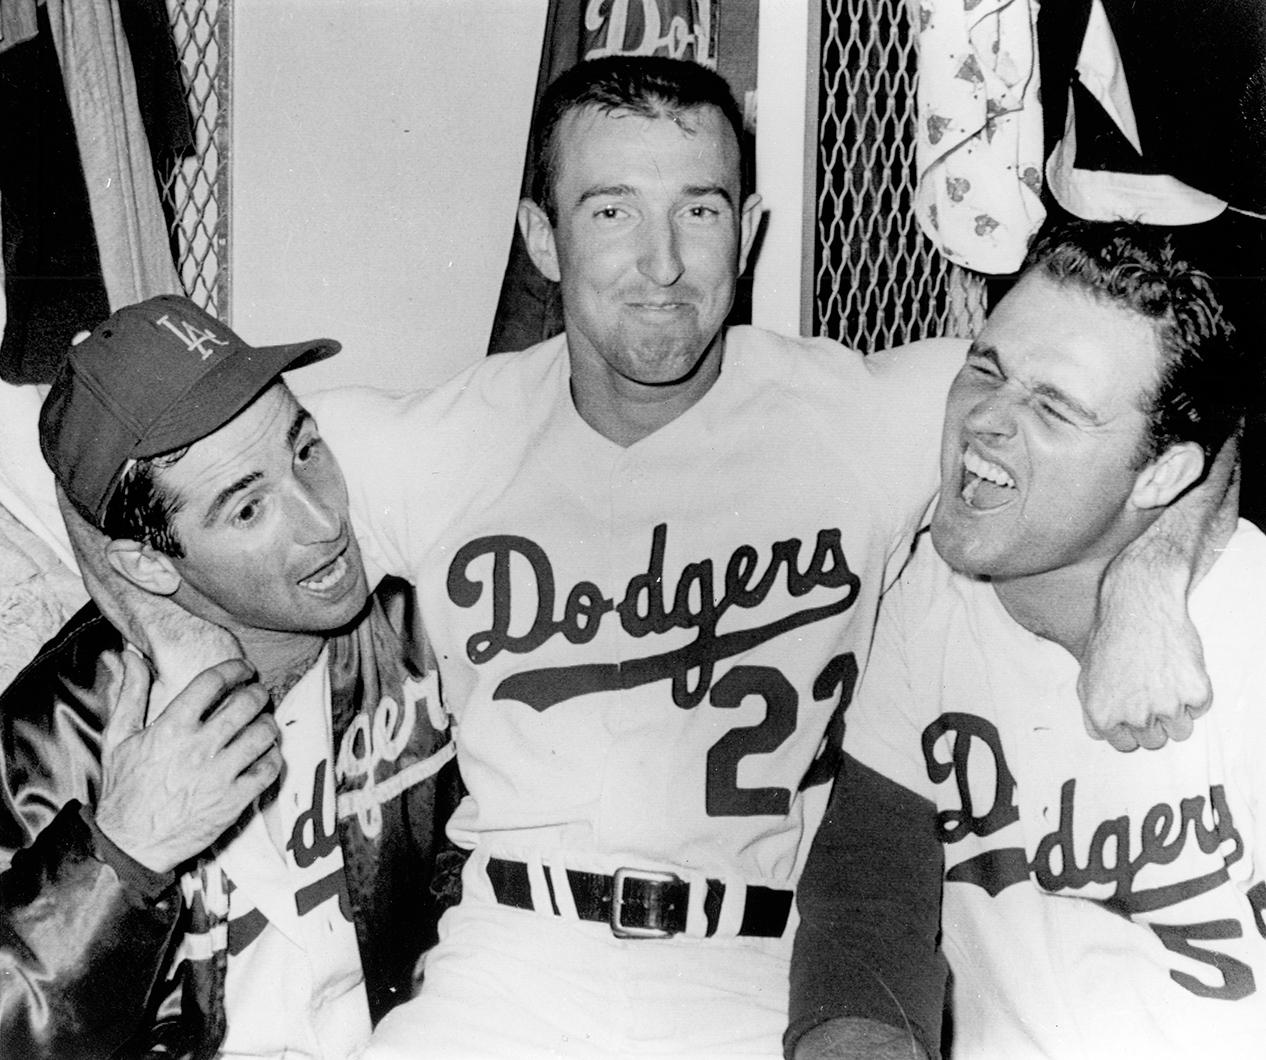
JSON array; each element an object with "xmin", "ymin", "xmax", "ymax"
[
  {"xmin": 637, "ymin": 216, "xmax": 684, "ymax": 287},
  {"xmin": 963, "ymin": 389, "xmax": 1018, "ymax": 444},
  {"xmin": 287, "ymin": 477, "xmax": 342, "ymax": 543}
]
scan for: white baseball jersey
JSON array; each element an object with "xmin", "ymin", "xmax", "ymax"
[
  {"xmin": 314, "ymin": 326, "xmax": 961, "ymax": 1054},
  {"xmin": 219, "ymin": 649, "xmax": 371, "ymax": 1059},
  {"xmin": 847, "ymin": 520, "xmax": 1266, "ymax": 1059}
]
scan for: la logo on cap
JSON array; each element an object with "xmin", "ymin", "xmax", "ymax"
[{"xmin": 155, "ymin": 313, "xmax": 230, "ymax": 361}]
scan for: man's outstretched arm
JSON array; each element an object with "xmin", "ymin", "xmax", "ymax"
[
  {"xmin": 0, "ymin": 500, "xmax": 285, "ymax": 1054},
  {"xmin": 787, "ymin": 755, "xmax": 946, "ymax": 1060},
  {"xmin": 1082, "ymin": 433, "xmax": 1239, "ymax": 751},
  {"xmin": 58, "ymin": 489, "xmax": 244, "ymax": 703}
]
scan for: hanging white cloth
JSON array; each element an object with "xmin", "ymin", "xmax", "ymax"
[
  {"xmin": 0, "ymin": 0, "xmax": 39, "ymax": 55},
  {"xmin": 1045, "ymin": 0, "xmax": 1227, "ymax": 226},
  {"xmin": 44, "ymin": 0, "xmax": 180, "ymax": 308},
  {"xmin": 0, "ymin": 217, "xmax": 86, "ymax": 695},
  {"xmin": 0, "ymin": 201, "xmax": 78, "ymax": 577},
  {"xmin": 909, "ymin": 0, "xmax": 1046, "ymax": 273}
]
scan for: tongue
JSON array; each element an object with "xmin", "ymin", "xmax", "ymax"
[{"xmin": 963, "ymin": 474, "xmax": 1015, "ymax": 510}]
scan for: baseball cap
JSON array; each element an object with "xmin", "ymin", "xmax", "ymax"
[{"xmin": 40, "ymin": 294, "xmax": 341, "ymax": 527}]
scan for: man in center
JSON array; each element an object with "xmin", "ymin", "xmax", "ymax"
[
  {"xmin": 320, "ymin": 55, "xmax": 952, "ymax": 1057},
  {"xmin": 308, "ymin": 58, "xmax": 1217, "ymax": 1056}
]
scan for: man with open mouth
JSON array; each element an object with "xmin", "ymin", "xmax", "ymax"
[
  {"xmin": 789, "ymin": 221, "xmax": 1263, "ymax": 1060},
  {"xmin": 0, "ymin": 295, "xmax": 459, "ymax": 1058}
]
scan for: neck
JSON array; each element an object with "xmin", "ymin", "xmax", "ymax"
[
  {"xmin": 569, "ymin": 337, "xmax": 724, "ymax": 447},
  {"xmin": 231, "ymin": 626, "xmax": 326, "ymax": 702},
  {"xmin": 992, "ymin": 558, "xmax": 1107, "ymax": 660}
]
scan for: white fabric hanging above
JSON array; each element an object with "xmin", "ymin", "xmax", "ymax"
[
  {"xmin": 44, "ymin": 0, "xmax": 180, "ymax": 309},
  {"xmin": 910, "ymin": 0, "xmax": 1046, "ymax": 274},
  {"xmin": 1045, "ymin": 0, "xmax": 1228, "ymax": 226}
]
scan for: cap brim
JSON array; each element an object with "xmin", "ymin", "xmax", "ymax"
[{"xmin": 132, "ymin": 337, "xmax": 340, "ymax": 459}]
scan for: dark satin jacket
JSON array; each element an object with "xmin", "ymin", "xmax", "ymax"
[{"xmin": 0, "ymin": 599, "xmax": 462, "ymax": 1059}]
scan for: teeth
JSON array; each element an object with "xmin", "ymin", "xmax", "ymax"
[
  {"xmin": 301, "ymin": 553, "xmax": 347, "ymax": 592},
  {"xmin": 963, "ymin": 448, "xmax": 1015, "ymax": 488}
]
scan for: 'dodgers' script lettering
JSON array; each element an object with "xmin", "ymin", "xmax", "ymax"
[{"xmin": 447, "ymin": 523, "xmax": 861, "ymax": 710}]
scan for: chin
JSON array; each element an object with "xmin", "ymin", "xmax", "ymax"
[
  {"xmin": 326, "ymin": 579, "xmax": 372, "ymax": 632},
  {"xmin": 294, "ymin": 576, "xmax": 372, "ymax": 635},
  {"xmin": 930, "ymin": 508, "xmax": 997, "ymax": 580}
]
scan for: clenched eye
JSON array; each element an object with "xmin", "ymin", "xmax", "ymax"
[{"xmin": 1038, "ymin": 401, "xmax": 1073, "ymax": 425}]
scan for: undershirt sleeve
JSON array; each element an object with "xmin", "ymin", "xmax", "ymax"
[
  {"xmin": 787, "ymin": 530, "xmax": 949, "ymax": 1057},
  {"xmin": 786, "ymin": 754, "xmax": 946, "ymax": 1060}
]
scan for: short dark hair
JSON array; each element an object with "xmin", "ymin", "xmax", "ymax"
[
  {"xmin": 530, "ymin": 55, "xmax": 748, "ymax": 223},
  {"xmin": 99, "ymin": 448, "xmax": 188, "ymax": 557},
  {"xmin": 1023, "ymin": 220, "xmax": 1245, "ymax": 467}
]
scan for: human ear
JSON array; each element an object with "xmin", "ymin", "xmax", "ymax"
[
  {"xmin": 517, "ymin": 198, "xmax": 561, "ymax": 283},
  {"xmin": 736, "ymin": 193, "xmax": 763, "ymax": 276},
  {"xmin": 105, "ymin": 539, "xmax": 182, "ymax": 597},
  {"xmin": 1131, "ymin": 441, "xmax": 1206, "ymax": 510}
]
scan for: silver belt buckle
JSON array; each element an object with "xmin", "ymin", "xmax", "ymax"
[{"xmin": 610, "ymin": 867, "xmax": 681, "ymax": 939}]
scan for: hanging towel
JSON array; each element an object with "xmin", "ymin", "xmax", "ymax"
[
  {"xmin": 910, "ymin": 0, "xmax": 1045, "ymax": 273},
  {"xmin": 45, "ymin": 0, "xmax": 180, "ymax": 309},
  {"xmin": 0, "ymin": 6, "xmax": 112, "ymax": 384},
  {"xmin": 0, "ymin": 0, "xmax": 38, "ymax": 56}
]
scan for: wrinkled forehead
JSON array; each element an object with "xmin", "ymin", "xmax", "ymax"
[
  {"xmin": 189, "ymin": 379, "xmax": 300, "ymax": 456},
  {"xmin": 981, "ymin": 273, "xmax": 1164, "ymax": 409},
  {"xmin": 153, "ymin": 380, "xmax": 303, "ymax": 501}
]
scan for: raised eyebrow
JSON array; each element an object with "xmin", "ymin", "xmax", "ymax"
[
  {"xmin": 203, "ymin": 413, "xmax": 313, "ymax": 526},
  {"xmin": 287, "ymin": 409, "xmax": 315, "ymax": 449},
  {"xmin": 204, "ymin": 471, "xmax": 264, "ymax": 528}
]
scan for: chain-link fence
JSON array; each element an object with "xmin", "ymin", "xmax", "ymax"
[
  {"xmin": 154, "ymin": 1, "xmax": 981, "ymax": 346},
  {"xmin": 815, "ymin": 0, "xmax": 985, "ymax": 351},
  {"xmin": 160, "ymin": 0, "xmax": 230, "ymax": 319}
]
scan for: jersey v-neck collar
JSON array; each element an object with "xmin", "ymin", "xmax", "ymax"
[{"xmin": 557, "ymin": 330, "xmax": 743, "ymax": 457}]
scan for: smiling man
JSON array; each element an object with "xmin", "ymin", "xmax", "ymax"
[
  {"xmin": 323, "ymin": 56, "xmax": 957, "ymax": 1059},
  {"xmin": 788, "ymin": 222, "xmax": 1266, "ymax": 1060},
  {"xmin": 299, "ymin": 57, "xmax": 1221, "ymax": 1058},
  {"xmin": 0, "ymin": 296, "xmax": 457, "ymax": 1058}
]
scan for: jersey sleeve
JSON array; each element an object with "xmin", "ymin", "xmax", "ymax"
[
  {"xmin": 306, "ymin": 386, "xmax": 443, "ymax": 587},
  {"xmin": 861, "ymin": 338, "xmax": 966, "ymax": 587},
  {"xmin": 846, "ymin": 531, "xmax": 943, "ymax": 795}
]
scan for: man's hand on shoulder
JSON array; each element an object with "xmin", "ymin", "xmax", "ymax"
[
  {"xmin": 94, "ymin": 653, "xmax": 282, "ymax": 875},
  {"xmin": 794, "ymin": 1017, "xmax": 929, "ymax": 1060}
]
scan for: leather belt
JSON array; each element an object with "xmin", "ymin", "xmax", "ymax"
[{"xmin": 486, "ymin": 857, "xmax": 793, "ymax": 939}]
